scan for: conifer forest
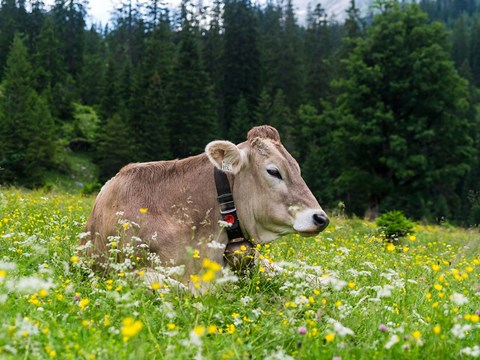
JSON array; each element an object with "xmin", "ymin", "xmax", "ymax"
[{"xmin": 1, "ymin": 0, "xmax": 480, "ymax": 225}]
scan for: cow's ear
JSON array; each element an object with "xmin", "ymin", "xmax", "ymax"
[{"xmin": 205, "ymin": 141, "xmax": 246, "ymax": 175}]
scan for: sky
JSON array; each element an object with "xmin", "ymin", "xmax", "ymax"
[{"xmin": 44, "ymin": 0, "xmax": 359, "ymax": 25}]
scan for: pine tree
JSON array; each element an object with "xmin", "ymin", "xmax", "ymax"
[
  {"xmin": 0, "ymin": 0, "xmax": 19, "ymax": 78},
  {"xmin": 129, "ymin": 16, "xmax": 174, "ymax": 161},
  {"xmin": 169, "ymin": 1, "xmax": 219, "ymax": 157},
  {"xmin": 452, "ymin": 14, "xmax": 469, "ymax": 69},
  {"xmin": 223, "ymin": 0, "xmax": 260, "ymax": 134},
  {"xmin": 470, "ymin": 14, "xmax": 480, "ymax": 87},
  {"xmin": 0, "ymin": 35, "xmax": 56, "ymax": 185},
  {"xmin": 319, "ymin": 1, "xmax": 474, "ymax": 220},
  {"xmin": 304, "ymin": 3, "xmax": 333, "ymax": 109},
  {"xmin": 78, "ymin": 25, "xmax": 106, "ymax": 106},
  {"xmin": 229, "ymin": 96, "xmax": 251, "ymax": 143},
  {"xmin": 95, "ymin": 114, "xmax": 135, "ymax": 181}
]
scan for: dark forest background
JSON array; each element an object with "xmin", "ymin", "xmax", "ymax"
[{"xmin": 1, "ymin": 0, "xmax": 480, "ymax": 225}]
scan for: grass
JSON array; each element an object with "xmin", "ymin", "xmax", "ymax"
[{"xmin": 0, "ymin": 188, "xmax": 479, "ymax": 359}]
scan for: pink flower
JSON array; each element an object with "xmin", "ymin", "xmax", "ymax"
[
  {"xmin": 378, "ymin": 324, "xmax": 388, "ymax": 332},
  {"xmin": 332, "ymin": 357, "xmax": 342, "ymax": 360},
  {"xmin": 476, "ymin": 309, "xmax": 480, "ymax": 316},
  {"xmin": 298, "ymin": 326, "xmax": 307, "ymax": 335}
]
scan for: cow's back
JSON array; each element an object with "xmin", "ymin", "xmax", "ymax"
[{"xmin": 83, "ymin": 155, "xmax": 219, "ymax": 266}]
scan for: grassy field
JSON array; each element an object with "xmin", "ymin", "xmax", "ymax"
[{"xmin": 0, "ymin": 188, "xmax": 479, "ymax": 359}]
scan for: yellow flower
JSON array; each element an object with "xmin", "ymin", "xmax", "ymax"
[
  {"xmin": 121, "ymin": 318, "xmax": 143, "ymax": 341},
  {"xmin": 471, "ymin": 314, "xmax": 479, "ymax": 323},
  {"xmin": 403, "ymin": 246, "xmax": 409, "ymax": 253},
  {"xmin": 348, "ymin": 282, "xmax": 355, "ymax": 289},
  {"xmin": 38, "ymin": 289, "xmax": 48, "ymax": 298},
  {"xmin": 201, "ymin": 270, "xmax": 215, "ymax": 282},
  {"xmin": 78, "ymin": 298, "xmax": 90, "ymax": 310},
  {"xmin": 335, "ymin": 300, "xmax": 342, "ymax": 308},
  {"xmin": 431, "ymin": 264, "xmax": 440, "ymax": 271},
  {"xmin": 202, "ymin": 258, "xmax": 221, "ymax": 272},
  {"xmin": 325, "ymin": 333, "xmax": 335, "ymax": 343},
  {"xmin": 167, "ymin": 323, "xmax": 176, "ymax": 330},
  {"xmin": 434, "ymin": 284, "xmax": 442, "ymax": 291},
  {"xmin": 226, "ymin": 324, "xmax": 235, "ymax": 334},
  {"xmin": 70, "ymin": 256, "xmax": 79, "ymax": 263},
  {"xmin": 193, "ymin": 249, "xmax": 200, "ymax": 259},
  {"xmin": 122, "ymin": 223, "xmax": 130, "ymax": 230},
  {"xmin": 387, "ymin": 244, "xmax": 395, "ymax": 252},
  {"xmin": 409, "ymin": 235, "xmax": 416, "ymax": 241},
  {"xmin": 412, "ymin": 330, "xmax": 421, "ymax": 339},
  {"xmin": 433, "ymin": 325, "xmax": 441, "ymax": 334},
  {"xmin": 139, "ymin": 208, "xmax": 148, "ymax": 214},
  {"xmin": 103, "ymin": 315, "xmax": 111, "ymax": 327},
  {"xmin": 0, "ymin": 269, "xmax": 6, "ymax": 278},
  {"xmin": 193, "ymin": 326, "xmax": 205, "ymax": 336},
  {"xmin": 151, "ymin": 282, "xmax": 161, "ymax": 291},
  {"xmin": 426, "ymin": 293, "xmax": 432, "ymax": 300},
  {"xmin": 207, "ymin": 325, "xmax": 217, "ymax": 334}
]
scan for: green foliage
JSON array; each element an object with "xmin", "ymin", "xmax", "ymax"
[
  {"xmin": 0, "ymin": 189, "xmax": 479, "ymax": 358},
  {"xmin": 318, "ymin": 1, "xmax": 475, "ymax": 220},
  {"xmin": 0, "ymin": 34, "xmax": 57, "ymax": 186},
  {"xmin": 376, "ymin": 210, "xmax": 415, "ymax": 239}
]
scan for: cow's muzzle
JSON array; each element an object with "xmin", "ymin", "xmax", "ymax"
[{"xmin": 313, "ymin": 213, "xmax": 329, "ymax": 232}]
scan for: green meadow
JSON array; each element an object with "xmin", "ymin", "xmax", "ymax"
[{"xmin": 0, "ymin": 188, "xmax": 479, "ymax": 359}]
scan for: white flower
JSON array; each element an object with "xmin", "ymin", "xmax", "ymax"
[
  {"xmin": 0, "ymin": 261, "xmax": 17, "ymax": 271},
  {"xmin": 265, "ymin": 348, "xmax": 295, "ymax": 360},
  {"xmin": 384, "ymin": 334, "xmax": 400, "ymax": 349},
  {"xmin": 240, "ymin": 296, "xmax": 253, "ymax": 306},
  {"xmin": 459, "ymin": 345, "xmax": 480, "ymax": 358},
  {"xmin": 451, "ymin": 324, "xmax": 472, "ymax": 339},
  {"xmin": 218, "ymin": 220, "xmax": 232, "ymax": 228},
  {"xmin": 207, "ymin": 241, "xmax": 226, "ymax": 249},
  {"xmin": 377, "ymin": 285, "xmax": 394, "ymax": 298},
  {"xmin": 8, "ymin": 276, "xmax": 55, "ymax": 294},
  {"xmin": 451, "ymin": 293, "xmax": 469, "ymax": 305},
  {"xmin": 331, "ymin": 320, "xmax": 355, "ymax": 337}
]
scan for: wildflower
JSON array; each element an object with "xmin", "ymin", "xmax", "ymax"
[
  {"xmin": 324, "ymin": 333, "xmax": 335, "ymax": 343},
  {"xmin": 459, "ymin": 346, "xmax": 480, "ymax": 358},
  {"xmin": 121, "ymin": 318, "xmax": 143, "ymax": 341},
  {"xmin": 193, "ymin": 249, "xmax": 200, "ymax": 259},
  {"xmin": 451, "ymin": 293, "xmax": 468, "ymax": 305},
  {"xmin": 451, "ymin": 324, "xmax": 472, "ymax": 339},
  {"xmin": 433, "ymin": 284, "xmax": 442, "ymax": 291},
  {"xmin": 151, "ymin": 282, "xmax": 161, "ymax": 291},
  {"xmin": 193, "ymin": 326, "xmax": 205, "ymax": 336},
  {"xmin": 78, "ymin": 298, "xmax": 90, "ymax": 310},
  {"xmin": 70, "ymin": 256, "xmax": 79, "ymax": 263},
  {"xmin": 207, "ymin": 325, "xmax": 217, "ymax": 334},
  {"xmin": 386, "ymin": 244, "xmax": 395, "ymax": 252},
  {"xmin": 431, "ymin": 264, "xmax": 440, "ymax": 271},
  {"xmin": 408, "ymin": 235, "xmax": 416, "ymax": 241},
  {"xmin": 433, "ymin": 325, "xmax": 441, "ymax": 335},
  {"xmin": 471, "ymin": 314, "xmax": 479, "ymax": 323},
  {"xmin": 298, "ymin": 326, "xmax": 307, "ymax": 335},
  {"xmin": 378, "ymin": 324, "xmax": 388, "ymax": 332},
  {"xmin": 226, "ymin": 324, "xmax": 235, "ymax": 334},
  {"xmin": 385, "ymin": 334, "xmax": 400, "ymax": 349},
  {"xmin": 412, "ymin": 330, "xmax": 421, "ymax": 339},
  {"xmin": 167, "ymin": 323, "xmax": 176, "ymax": 330},
  {"xmin": 139, "ymin": 208, "xmax": 148, "ymax": 214}
]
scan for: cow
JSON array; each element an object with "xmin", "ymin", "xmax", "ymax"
[{"xmin": 82, "ymin": 125, "xmax": 329, "ymax": 285}]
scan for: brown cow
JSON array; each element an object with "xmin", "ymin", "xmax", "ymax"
[{"xmin": 82, "ymin": 125, "xmax": 328, "ymax": 281}]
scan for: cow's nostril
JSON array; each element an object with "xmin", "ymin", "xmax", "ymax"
[{"xmin": 313, "ymin": 213, "xmax": 329, "ymax": 230}]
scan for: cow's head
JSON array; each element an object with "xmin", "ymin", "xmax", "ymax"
[{"xmin": 206, "ymin": 125, "xmax": 329, "ymax": 244}]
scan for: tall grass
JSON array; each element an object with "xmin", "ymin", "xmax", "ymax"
[{"xmin": 0, "ymin": 188, "xmax": 478, "ymax": 359}]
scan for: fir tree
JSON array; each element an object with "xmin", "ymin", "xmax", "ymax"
[
  {"xmin": 169, "ymin": 1, "xmax": 219, "ymax": 157},
  {"xmin": 0, "ymin": 35, "xmax": 56, "ymax": 185}
]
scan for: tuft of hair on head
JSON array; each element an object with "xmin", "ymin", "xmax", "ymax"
[{"xmin": 247, "ymin": 125, "xmax": 281, "ymax": 143}]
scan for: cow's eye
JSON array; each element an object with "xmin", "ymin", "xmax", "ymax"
[{"xmin": 267, "ymin": 168, "xmax": 283, "ymax": 180}]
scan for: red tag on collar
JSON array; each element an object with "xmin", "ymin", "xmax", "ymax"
[{"xmin": 224, "ymin": 214, "xmax": 235, "ymax": 224}]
